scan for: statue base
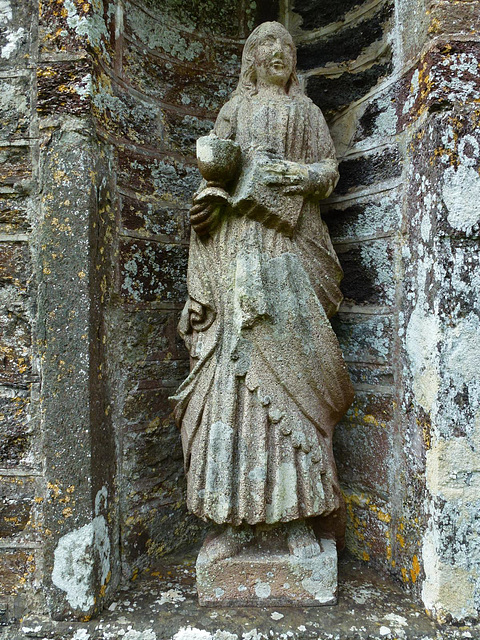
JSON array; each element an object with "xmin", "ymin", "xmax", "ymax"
[{"xmin": 196, "ymin": 537, "xmax": 337, "ymax": 607}]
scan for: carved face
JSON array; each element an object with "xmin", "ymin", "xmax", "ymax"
[{"xmin": 253, "ymin": 29, "xmax": 295, "ymax": 88}]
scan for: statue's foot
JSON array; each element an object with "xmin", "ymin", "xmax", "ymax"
[
  {"xmin": 285, "ymin": 520, "xmax": 322, "ymax": 559},
  {"xmin": 203, "ymin": 526, "xmax": 253, "ymax": 563}
]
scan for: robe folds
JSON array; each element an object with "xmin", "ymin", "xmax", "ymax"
[{"xmin": 170, "ymin": 92, "xmax": 354, "ymax": 527}]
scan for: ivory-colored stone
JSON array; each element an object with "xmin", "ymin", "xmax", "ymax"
[{"xmin": 170, "ymin": 21, "xmax": 354, "ymax": 606}]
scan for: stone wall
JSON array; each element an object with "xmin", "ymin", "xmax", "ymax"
[
  {"xmin": 290, "ymin": 0, "xmax": 414, "ymax": 589},
  {"xmin": 0, "ymin": 0, "xmax": 479, "ymax": 626}
]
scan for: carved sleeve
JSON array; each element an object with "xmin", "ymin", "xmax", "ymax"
[{"xmin": 213, "ymin": 97, "xmax": 240, "ymax": 140}]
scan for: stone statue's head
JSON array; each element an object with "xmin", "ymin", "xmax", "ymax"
[{"xmin": 234, "ymin": 22, "xmax": 302, "ymax": 97}]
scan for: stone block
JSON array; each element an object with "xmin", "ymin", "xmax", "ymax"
[
  {"xmin": 331, "ymin": 312, "xmax": 393, "ymax": 365},
  {"xmin": 0, "ymin": 305, "xmax": 31, "ymax": 388},
  {"xmin": 0, "ymin": 0, "xmax": 32, "ymax": 69},
  {"xmin": 342, "ymin": 490, "xmax": 392, "ymax": 564},
  {"xmin": 428, "ymin": 0, "xmax": 480, "ymax": 38},
  {"xmin": 0, "ymin": 195, "xmax": 29, "ymax": 233},
  {"xmin": 92, "ymin": 71, "xmax": 165, "ymax": 148},
  {"xmin": 348, "ymin": 364, "xmax": 394, "ymax": 389},
  {"xmin": 395, "ymin": 0, "xmax": 428, "ymax": 65},
  {"xmin": 37, "ymin": 61, "xmax": 92, "ymax": 117},
  {"xmin": 0, "ymin": 241, "xmax": 30, "ymax": 287},
  {"xmin": 117, "ymin": 148, "xmax": 199, "ymax": 201},
  {"xmin": 38, "ymin": 0, "xmax": 109, "ymax": 56},
  {"xmin": 119, "ymin": 238, "xmax": 188, "ymax": 303},
  {"xmin": 0, "ymin": 549, "xmax": 33, "ymax": 596},
  {"xmin": 122, "ymin": 42, "xmax": 238, "ymax": 116},
  {"xmin": 335, "ymin": 237, "xmax": 396, "ymax": 306},
  {"xmin": 121, "ymin": 193, "xmax": 187, "ymax": 240},
  {"xmin": 163, "ymin": 111, "xmax": 214, "ymax": 157},
  {"xmin": 0, "ymin": 393, "xmax": 32, "ymax": 468},
  {"xmin": 0, "ymin": 75, "xmax": 31, "ymax": 140},
  {"xmin": 306, "ymin": 57, "xmax": 393, "ymax": 114},
  {"xmin": 292, "ymin": 0, "xmax": 362, "ymax": 31},
  {"xmin": 329, "ymin": 82, "xmax": 401, "ymax": 156},
  {"xmin": 0, "ymin": 145, "xmax": 31, "ymax": 192},
  {"xmin": 297, "ymin": 3, "xmax": 393, "ymax": 70},
  {"xmin": 196, "ymin": 538, "xmax": 337, "ymax": 606},
  {"xmin": 335, "ymin": 413, "xmax": 391, "ymax": 496},
  {"xmin": 0, "ymin": 475, "xmax": 38, "ymax": 539},
  {"xmin": 124, "ymin": 0, "xmax": 254, "ymax": 44},
  {"xmin": 323, "ymin": 188, "xmax": 401, "ymax": 243},
  {"xmin": 399, "ymin": 42, "xmax": 480, "ymax": 127},
  {"xmin": 336, "ymin": 147, "xmax": 402, "ymax": 196}
]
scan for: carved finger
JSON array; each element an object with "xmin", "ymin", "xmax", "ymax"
[
  {"xmin": 190, "ymin": 204, "xmax": 215, "ymax": 224},
  {"xmin": 193, "ymin": 214, "xmax": 218, "ymax": 236}
]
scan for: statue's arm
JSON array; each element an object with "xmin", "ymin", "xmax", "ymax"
[
  {"xmin": 212, "ymin": 97, "xmax": 239, "ymax": 140},
  {"xmin": 307, "ymin": 106, "xmax": 339, "ymax": 199},
  {"xmin": 257, "ymin": 103, "xmax": 339, "ymax": 201}
]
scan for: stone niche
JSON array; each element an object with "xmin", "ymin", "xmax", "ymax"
[{"xmin": 0, "ymin": 0, "xmax": 479, "ymax": 630}]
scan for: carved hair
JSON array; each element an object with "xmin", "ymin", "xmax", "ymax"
[{"xmin": 233, "ymin": 21, "xmax": 302, "ymax": 97}]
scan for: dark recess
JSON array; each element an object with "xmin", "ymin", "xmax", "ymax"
[
  {"xmin": 307, "ymin": 59, "xmax": 393, "ymax": 113},
  {"xmin": 296, "ymin": 3, "xmax": 393, "ymax": 70},
  {"xmin": 293, "ymin": 0, "xmax": 362, "ymax": 30},
  {"xmin": 256, "ymin": 0, "xmax": 280, "ymax": 24},
  {"xmin": 336, "ymin": 245, "xmax": 379, "ymax": 304},
  {"xmin": 336, "ymin": 148, "xmax": 402, "ymax": 195}
]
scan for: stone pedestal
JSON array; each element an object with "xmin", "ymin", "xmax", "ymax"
[{"xmin": 196, "ymin": 538, "xmax": 337, "ymax": 607}]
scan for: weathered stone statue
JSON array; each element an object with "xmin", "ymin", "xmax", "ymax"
[{"xmin": 171, "ymin": 21, "xmax": 354, "ymax": 606}]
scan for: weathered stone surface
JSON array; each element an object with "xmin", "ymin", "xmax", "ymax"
[
  {"xmin": 120, "ymin": 193, "xmax": 188, "ymax": 240},
  {"xmin": 37, "ymin": 61, "xmax": 92, "ymax": 117},
  {"xmin": 306, "ymin": 59, "xmax": 393, "ymax": 114},
  {"xmin": 92, "ymin": 70, "xmax": 165, "ymax": 148},
  {"xmin": 106, "ymin": 307, "xmax": 204, "ymax": 573},
  {"xmin": 119, "ymin": 238, "xmax": 188, "ymax": 303},
  {"xmin": 0, "ymin": 196, "xmax": 29, "ymax": 233},
  {"xmin": 37, "ymin": 122, "xmax": 119, "ymax": 619},
  {"xmin": 0, "ymin": 0, "xmax": 32, "ymax": 69},
  {"xmin": 0, "ymin": 76, "xmax": 31, "ymax": 140},
  {"xmin": 323, "ymin": 189, "xmax": 401, "ymax": 243},
  {"xmin": 4, "ymin": 555, "xmax": 458, "ymax": 640},
  {"xmin": 117, "ymin": 148, "xmax": 199, "ymax": 200},
  {"xmin": 399, "ymin": 42, "xmax": 480, "ymax": 128},
  {"xmin": 0, "ymin": 550, "xmax": 34, "ymax": 597},
  {"xmin": 292, "ymin": 0, "xmax": 363, "ymax": 31},
  {"xmin": 331, "ymin": 312, "xmax": 393, "ymax": 365},
  {"xmin": 335, "ymin": 390, "xmax": 394, "ymax": 495},
  {"xmin": 335, "ymin": 238, "xmax": 396, "ymax": 306},
  {"xmin": 328, "ymin": 82, "xmax": 400, "ymax": 156},
  {"xmin": 0, "ymin": 393, "xmax": 32, "ymax": 467},
  {"xmin": 400, "ymin": 104, "xmax": 480, "ymax": 621},
  {"xmin": 296, "ymin": 2, "xmax": 393, "ymax": 70},
  {"xmin": 336, "ymin": 147, "xmax": 402, "ymax": 195},
  {"xmin": 0, "ymin": 145, "xmax": 31, "ymax": 192},
  {"xmin": 0, "ymin": 476, "xmax": 40, "ymax": 539},
  {"xmin": 342, "ymin": 491, "xmax": 392, "ymax": 565},
  {"xmin": 122, "ymin": 41, "xmax": 239, "ymax": 115}
]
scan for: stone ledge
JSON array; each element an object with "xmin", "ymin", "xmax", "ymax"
[{"xmin": 3, "ymin": 554, "xmax": 478, "ymax": 640}]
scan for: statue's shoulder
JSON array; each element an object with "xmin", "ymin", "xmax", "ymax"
[
  {"xmin": 214, "ymin": 95, "xmax": 244, "ymax": 137},
  {"xmin": 218, "ymin": 94, "xmax": 243, "ymax": 119},
  {"xmin": 295, "ymin": 93, "xmax": 324, "ymax": 115}
]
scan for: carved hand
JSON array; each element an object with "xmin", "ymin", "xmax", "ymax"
[
  {"xmin": 258, "ymin": 158, "xmax": 338, "ymax": 199},
  {"xmin": 190, "ymin": 186, "xmax": 230, "ymax": 237}
]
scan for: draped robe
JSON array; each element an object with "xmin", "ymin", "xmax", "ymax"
[{"xmin": 171, "ymin": 92, "xmax": 354, "ymax": 527}]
